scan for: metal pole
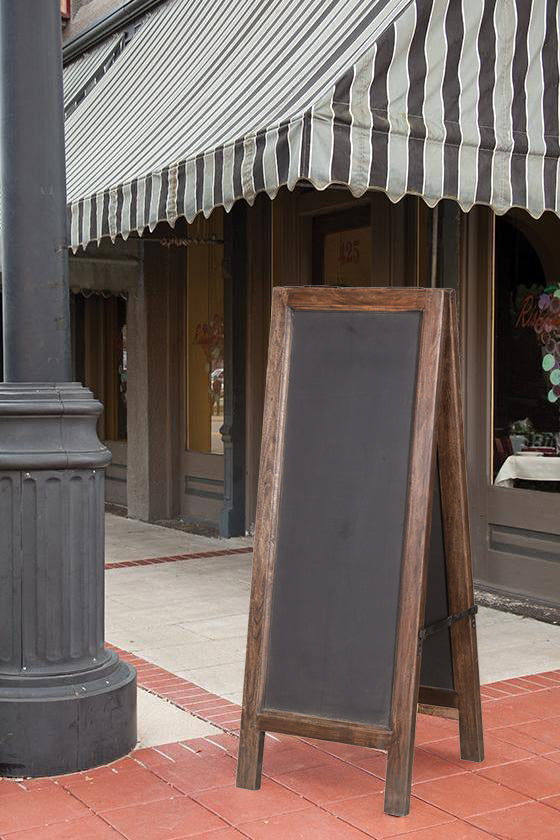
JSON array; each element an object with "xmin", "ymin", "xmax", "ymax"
[
  {"xmin": 1, "ymin": 0, "xmax": 70, "ymax": 381},
  {"xmin": 0, "ymin": 0, "xmax": 136, "ymax": 777}
]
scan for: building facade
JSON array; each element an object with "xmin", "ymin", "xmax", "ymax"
[{"xmin": 57, "ymin": 0, "xmax": 560, "ymax": 608}]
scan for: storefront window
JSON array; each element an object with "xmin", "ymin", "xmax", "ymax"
[
  {"xmin": 493, "ymin": 219, "xmax": 560, "ymax": 490},
  {"xmin": 186, "ymin": 215, "xmax": 224, "ymax": 455}
]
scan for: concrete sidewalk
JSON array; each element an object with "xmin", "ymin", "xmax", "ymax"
[
  {"xmin": 105, "ymin": 514, "xmax": 253, "ymax": 748},
  {"xmin": 106, "ymin": 514, "xmax": 253, "ymax": 565}
]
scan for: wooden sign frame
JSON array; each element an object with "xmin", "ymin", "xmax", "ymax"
[{"xmin": 236, "ymin": 287, "xmax": 484, "ymax": 817}]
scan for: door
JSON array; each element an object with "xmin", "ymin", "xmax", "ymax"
[
  {"xmin": 465, "ymin": 209, "xmax": 560, "ymax": 605},
  {"xmin": 312, "ymin": 206, "xmax": 373, "ymax": 286},
  {"xmin": 309, "ymin": 195, "xmax": 427, "ymax": 288}
]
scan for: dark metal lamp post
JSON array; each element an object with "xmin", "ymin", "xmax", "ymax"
[{"xmin": 0, "ymin": 0, "xmax": 136, "ymax": 776}]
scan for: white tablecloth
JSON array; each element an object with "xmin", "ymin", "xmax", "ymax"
[{"xmin": 495, "ymin": 455, "xmax": 560, "ymax": 487}]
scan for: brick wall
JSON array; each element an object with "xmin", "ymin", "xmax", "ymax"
[{"xmin": 71, "ymin": 0, "xmax": 114, "ymax": 14}]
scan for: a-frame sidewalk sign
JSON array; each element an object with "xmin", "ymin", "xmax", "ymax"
[{"xmin": 237, "ymin": 287, "xmax": 484, "ymax": 817}]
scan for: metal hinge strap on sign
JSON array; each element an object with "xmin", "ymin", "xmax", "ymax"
[{"xmin": 417, "ymin": 606, "xmax": 478, "ymax": 656}]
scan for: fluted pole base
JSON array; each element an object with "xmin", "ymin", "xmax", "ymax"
[{"xmin": 0, "ymin": 383, "xmax": 137, "ymax": 777}]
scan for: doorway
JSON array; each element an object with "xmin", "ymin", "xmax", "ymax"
[
  {"xmin": 312, "ymin": 206, "xmax": 372, "ymax": 286},
  {"xmin": 71, "ymin": 292, "xmax": 128, "ymax": 508}
]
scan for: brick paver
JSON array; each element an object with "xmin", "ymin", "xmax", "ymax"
[
  {"xmin": 1, "ymin": 665, "xmax": 559, "ymax": 838},
  {"xmin": 105, "ymin": 547, "xmax": 253, "ymax": 571}
]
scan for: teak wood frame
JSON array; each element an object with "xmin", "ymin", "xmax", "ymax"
[{"xmin": 236, "ymin": 287, "xmax": 484, "ymax": 817}]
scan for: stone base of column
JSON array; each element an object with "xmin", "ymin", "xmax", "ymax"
[
  {"xmin": 0, "ymin": 383, "xmax": 137, "ymax": 777},
  {"xmin": 0, "ymin": 653, "xmax": 136, "ymax": 777}
]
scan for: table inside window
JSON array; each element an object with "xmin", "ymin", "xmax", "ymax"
[{"xmin": 494, "ymin": 454, "xmax": 560, "ymax": 487}]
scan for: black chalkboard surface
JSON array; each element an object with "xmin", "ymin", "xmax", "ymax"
[
  {"xmin": 264, "ymin": 309, "xmax": 421, "ymax": 728},
  {"xmin": 237, "ymin": 288, "xmax": 483, "ymax": 817}
]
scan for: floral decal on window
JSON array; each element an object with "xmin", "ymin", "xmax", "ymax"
[{"xmin": 516, "ymin": 282, "xmax": 560, "ymax": 403}]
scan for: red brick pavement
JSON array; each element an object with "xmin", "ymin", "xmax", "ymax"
[{"xmin": 0, "ymin": 659, "xmax": 559, "ymax": 838}]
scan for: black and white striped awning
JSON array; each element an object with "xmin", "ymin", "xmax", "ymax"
[
  {"xmin": 66, "ymin": 0, "xmax": 560, "ymax": 251},
  {"xmin": 63, "ymin": 32, "xmax": 127, "ymax": 117},
  {"xmin": 0, "ymin": 32, "xmax": 129, "ymax": 263}
]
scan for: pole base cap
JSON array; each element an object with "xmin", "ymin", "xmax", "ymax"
[{"xmin": 0, "ymin": 654, "xmax": 136, "ymax": 777}]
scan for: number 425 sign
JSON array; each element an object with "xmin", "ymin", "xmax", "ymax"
[{"xmin": 339, "ymin": 238, "xmax": 361, "ymax": 265}]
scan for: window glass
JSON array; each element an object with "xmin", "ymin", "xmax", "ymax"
[
  {"xmin": 493, "ymin": 220, "xmax": 560, "ymax": 490},
  {"xmin": 186, "ymin": 216, "xmax": 224, "ymax": 454}
]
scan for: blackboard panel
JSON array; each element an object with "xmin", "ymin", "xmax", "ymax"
[
  {"xmin": 420, "ymin": 465, "xmax": 455, "ymax": 691},
  {"xmin": 263, "ymin": 309, "xmax": 422, "ymax": 728}
]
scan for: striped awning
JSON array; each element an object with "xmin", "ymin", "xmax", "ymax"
[
  {"xmin": 63, "ymin": 32, "xmax": 126, "ymax": 117},
  {"xmin": 66, "ymin": 0, "xmax": 560, "ymax": 251},
  {"xmin": 0, "ymin": 33, "xmax": 127, "ymax": 265}
]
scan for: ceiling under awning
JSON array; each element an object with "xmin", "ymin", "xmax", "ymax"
[{"xmin": 65, "ymin": 0, "xmax": 560, "ymax": 252}]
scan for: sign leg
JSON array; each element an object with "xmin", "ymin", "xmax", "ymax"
[
  {"xmin": 453, "ymin": 620, "xmax": 485, "ymax": 762},
  {"xmin": 385, "ymin": 293, "xmax": 447, "ymax": 815},
  {"xmin": 236, "ymin": 721, "xmax": 265, "ymax": 789},
  {"xmin": 384, "ymin": 718, "xmax": 417, "ymax": 817},
  {"xmin": 438, "ymin": 296, "xmax": 484, "ymax": 763}
]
